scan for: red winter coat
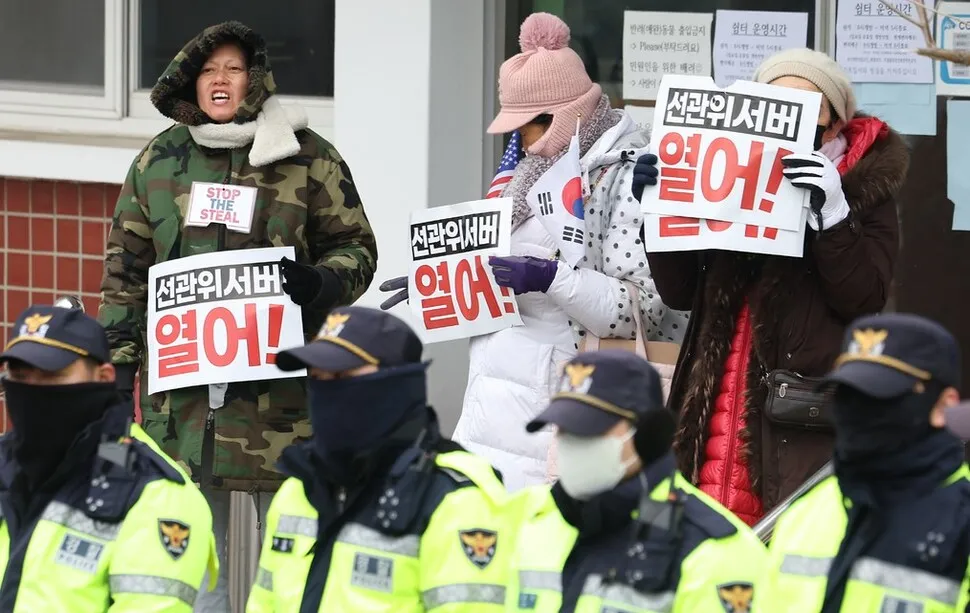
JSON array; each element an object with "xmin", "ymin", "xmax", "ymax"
[{"xmin": 649, "ymin": 116, "xmax": 908, "ymax": 522}]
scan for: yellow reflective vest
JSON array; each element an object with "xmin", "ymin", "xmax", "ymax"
[
  {"xmin": 246, "ymin": 443, "xmax": 516, "ymax": 612},
  {"xmin": 507, "ymin": 457, "xmax": 768, "ymax": 613},
  {"xmin": 0, "ymin": 411, "xmax": 217, "ymax": 612},
  {"xmin": 756, "ymin": 466, "xmax": 970, "ymax": 612}
]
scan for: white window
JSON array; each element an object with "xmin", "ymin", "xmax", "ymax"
[
  {"xmin": 0, "ymin": 0, "xmax": 125, "ymax": 118},
  {"xmin": 0, "ymin": 0, "xmax": 334, "ymax": 137}
]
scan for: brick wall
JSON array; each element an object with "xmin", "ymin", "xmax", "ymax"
[{"xmin": 0, "ymin": 178, "xmax": 119, "ymax": 430}]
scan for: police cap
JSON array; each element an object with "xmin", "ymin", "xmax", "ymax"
[
  {"xmin": 819, "ymin": 312, "xmax": 960, "ymax": 399},
  {"xmin": 276, "ymin": 306, "xmax": 423, "ymax": 372},
  {"xmin": 527, "ymin": 350, "xmax": 666, "ymax": 436},
  {"xmin": 0, "ymin": 305, "xmax": 110, "ymax": 372}
]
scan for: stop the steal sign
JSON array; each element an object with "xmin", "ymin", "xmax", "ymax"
[{"xmin": 185, "ymin": 182, "xmax": 258, "ymax": 234}]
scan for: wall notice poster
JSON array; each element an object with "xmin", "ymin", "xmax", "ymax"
[
  {"xmin": 713, "ymin": 10, "xmax": 809, "ymax": 87},
  {"xmin": 147, "ymin": 247, "xmax": 307, "ymax": 395},
  {"xmin": 640, "ymin": 75, "xmax": 820, "ymax": 258},
  {"xmin": 936, "ymin": 2, "xmax": 970, "ymax": 95},
  {"xmin": 836, "ymin": 0, "xmax": 935, "ymax": 83},
  {"xmin": 408, "ymin": 198, "xmax": 523, "ymax": 344},
  {"xmin": 623, "ymin": 11, "xmax": 713, "ymax": 101}
]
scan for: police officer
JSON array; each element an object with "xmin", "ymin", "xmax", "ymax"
[
  {"xmin": 246, "ymin": 306, "xmax": 513, "ymax": 612},
  {"xmin": 508, "ymin": 350, "xmax": 767, "ymax": 612},
  {"xmin": 0, "ymin": 305, "xmax": 216, "ymax": 611},
  {"xmin": 757, "ymin": 313, "xmax": 970, "ymax": 612}
]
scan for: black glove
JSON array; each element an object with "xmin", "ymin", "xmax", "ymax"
[
  {"xmin": 115, "ymin": 363, "xmax": 138, "ymax": 415},
  {"xmin": 280, "ymin": 257, "xmax": 341, "ymax": 310},
  {"xmin": 378, "ymin": 276, "xmax": 409, "ymax": 310},
  {"xmin": 631, "ymin": 153, "xmax": 659, "ymax": 202}
]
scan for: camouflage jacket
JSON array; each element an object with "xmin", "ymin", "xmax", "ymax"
[{"xmin": 98, "ymin": 22, "xmax": 378, "ymax": 492}]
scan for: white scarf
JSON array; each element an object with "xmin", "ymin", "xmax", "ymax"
[{"xmin": 187, "ymin": 96, "xmax": 309, "ymax": 167}]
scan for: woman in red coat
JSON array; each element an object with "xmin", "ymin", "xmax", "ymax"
[{"xmin": 632, "ymin": 48, "xmax": 910, "ymax": 525}]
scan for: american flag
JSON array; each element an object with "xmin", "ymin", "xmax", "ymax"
[{"xmin": 486, "ymin": 130, "xmax": 522, "ymax": 199}]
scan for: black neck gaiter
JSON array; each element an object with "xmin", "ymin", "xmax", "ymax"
[
  {"xmin": 2, "ymin": 379, "xmax": 119, "ymax": 491},
  {"xmin": 821, "ymin": 384, "xmax": 965, "ymax": 613},
  {"xmin": 307, "ymin": 363, "xmax": 429, "ymax": 484}
]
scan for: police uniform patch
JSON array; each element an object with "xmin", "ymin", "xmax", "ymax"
[
  {"xmin": 20, "ymin": 313, "xmax": 53, "ymax": 338},
  {"xmin": 350, "ymin": 552, "xmax": 394, "ymax": 593},
  {"xmin": 459, "ymin": 529, "xmax": 498, "ymax": 569},
  {"xmin": 318, "ymin": 312, "xmax": 350, "ymax": 338},
  {"xmin": 54, "ymin": 533, "xmax": 104, "ymax": 574},
  {"xmin": 717, "ymin": 582, "xmax": 754, "ymax": 613},
  {"xmin": 271, "ymin": 536, "xmax": 295, "ymax": 553},
  {"xmin": 560, "ymin": 363, "xmax": 595, "ymax": 394},
  {"xmin": 158, "ymin": 519, "xmax": 191, "ymax": 560}
]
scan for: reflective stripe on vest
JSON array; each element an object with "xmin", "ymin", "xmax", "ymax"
[
  {"xmin": 336, "ymin": 522, "xmax": 420, "ymax": 557},
  {"xmin": 421, "ymin": 583, "xmax": 507, "ymax": 610},
  {"xmin": 255, "ymin": 567, "xmax": 273, "ymax": 591},
  {"xmin": 109, "ymin": 574, "xmax": 198, "ymax": 606},
  {"xmin": 276, "ymin": 514, "xmax": 316, "ymax": 538},
  {"xmin": 581, "ymin": 574, "xmax": 675, "ymax": 612},
  {"xmin": 42, "ymin": 501, "xmax": 121, "ymax": 541},
  {"xmin": 780, "ymin": 554, "xmax": 962, "ymax": 606},
  {"xmin": 519, "ymin": 570, "xmax": 562, "ymax": 592}
]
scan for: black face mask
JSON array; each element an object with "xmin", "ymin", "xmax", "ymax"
[
  {"xmin": 814, "ymin": 124, "xmax": 830, "ymax": 150},
  {"xmin": 307, "ymin": 363, "xmax": 428, "ymax": 459},
  {"xmin": 832, "ymin": 384, "xmax": 938, "ymax": 461},
  {"xmin": 2, "ymin": 379, "xmax": 118, "ymax": 488}
]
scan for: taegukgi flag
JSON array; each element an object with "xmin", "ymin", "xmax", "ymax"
[{"xmin": 525, "ymin": 133, "xmax": 586, "ymax": 268}]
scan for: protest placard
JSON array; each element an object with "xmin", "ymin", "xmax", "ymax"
[
  {"xmin": 639, "ymin": 75, "xmax": 819, "ymax": 259},
  {"xmin": 185, "ymin": 182, "xmax": 258, "ymax": 233},
  {"xmin": 147, "ymin": 247, "xmax": 306, "ymax": 395},
  {"xmin": 641, "ymin": 207, "xmax": 809, "ymax": 258},
  {"xmin": 408, "ymin": 198, "xmax": 523, "ymax": 343}
]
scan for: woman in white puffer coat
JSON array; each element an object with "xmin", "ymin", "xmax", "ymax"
[{"xmin": 380, "ymin": 12, "xmax": 688, "ymax": 491}]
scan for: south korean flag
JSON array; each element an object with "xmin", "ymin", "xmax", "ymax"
[{"xmin": 526, "ymin": 133, "xmax": 586, "ymax": 268}]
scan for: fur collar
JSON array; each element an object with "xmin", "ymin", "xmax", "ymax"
[{"xmin": 187, "ymin": 96, "xmax": 308, "ymax": 167}]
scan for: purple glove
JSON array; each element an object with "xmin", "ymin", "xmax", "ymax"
[{"xmin": 488, "ymin": 256, "xmax": 558, "ymax": 295}]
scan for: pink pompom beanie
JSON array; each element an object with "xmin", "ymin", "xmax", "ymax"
[{"xmin": 487, "ymin": 12, "xmax": 602, "ymax": 158}]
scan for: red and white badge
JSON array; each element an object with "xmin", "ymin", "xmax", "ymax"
[{"xmin": 185, "ymin": 182, "xmax": 258, "ymax": 234}]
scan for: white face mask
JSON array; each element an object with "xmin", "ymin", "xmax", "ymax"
[{"xmin": 557, "ymin": 428, "xmax": 638, "ymax": 501}]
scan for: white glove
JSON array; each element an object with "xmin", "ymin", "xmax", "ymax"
[{"xmin": 781, "ymin": 152, "xmax": 850, "ymax": 232}]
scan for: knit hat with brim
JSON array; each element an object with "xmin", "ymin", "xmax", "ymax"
[
  {"xmin": 488, "ymin": 12, "xmax": 601, "ymax": 158},
  {"xmin": 753, "ymin": 48, "xmax": 856, "ymax": 123}
]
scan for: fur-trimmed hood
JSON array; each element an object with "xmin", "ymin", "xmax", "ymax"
[
  {"xmin": 663, "ymin": 115, "xmax": 909, "ymax": 513},
  {"xmin": 150, "ymin": 21, "xmax": 274, "ymax": 126}
]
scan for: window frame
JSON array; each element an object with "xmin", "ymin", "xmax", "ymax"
[
  {"xmin": 0, "ymin": 0, "xmax": 334, "ymax": 139},
  {"xmin": 0, "ymin": 0, "xmax": 126, "ymax": 119}
]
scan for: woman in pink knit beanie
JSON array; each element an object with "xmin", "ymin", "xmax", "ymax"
[{"xmin": 445, "ymin": 13, "xmax": 690, "ymax": 491}]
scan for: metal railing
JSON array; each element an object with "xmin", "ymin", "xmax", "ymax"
[{"xmin": 752, "ymin": 461, "xmax": 834, "ymax": 544}]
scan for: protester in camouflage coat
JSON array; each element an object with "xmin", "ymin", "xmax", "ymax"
[{"xmin": 98, "ymin": 21, "xmax": 377, "ymax": 493}]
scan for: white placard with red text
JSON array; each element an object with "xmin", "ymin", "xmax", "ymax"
[
  {"xmin": 147, "ymin": 247, "xmax": 306, "ymax": 395},
  {"xmin": 641, "ymin": 75, "xmax": 822, "ymax": 257},
  {"xmin": 408, "ymin": 198, "xmax": 523, "ymax": 344}
]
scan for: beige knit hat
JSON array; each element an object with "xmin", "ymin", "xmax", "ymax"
[{"xmin": 753, "ymin": 48, "xmax": 856, "ymax": 123}]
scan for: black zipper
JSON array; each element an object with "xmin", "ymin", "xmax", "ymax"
[
  {"xmin": 298, "ymin": 486, "xmax": 352, "ymax": 613},
  {"xmin": 200, "ymin": 158, "xmax": 233, "ymax": 488}
]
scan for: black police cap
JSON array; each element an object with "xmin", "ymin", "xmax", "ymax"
[
  {"xmin": 0, "ymin": 305, "xmax": 110, "ymax": 372},
  {"xmin": 276, "ymin": 306, "xmax": 423, "ymax": 372},
  {"xmin": 819, "ymin": 312, "xmax": 960, "ymax": 399},
  {"xmin": 527, "ymin": 350, "xmax": 666, "ymax": 437}
]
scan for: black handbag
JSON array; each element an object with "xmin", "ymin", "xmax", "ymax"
[{"xmin": 762, "ymin": 370, "xmax": 835, "ymax": 432}]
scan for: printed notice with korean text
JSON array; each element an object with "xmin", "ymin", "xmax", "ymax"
[
  {"xmin": 713, "ymin": 10, "xmax": 809, "ymax": 87},
  {"xmin": 623, "ymin": 11, "xmax": 713, "ymax": 101},
  {"xmin": 836, "ymin": 0, "xmax": 935, "ymax": 83}
]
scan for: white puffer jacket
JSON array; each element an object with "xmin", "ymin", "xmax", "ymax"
[{"xmin": 453, "ymin": 113, "xmax": 690, "ymax": 492}]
